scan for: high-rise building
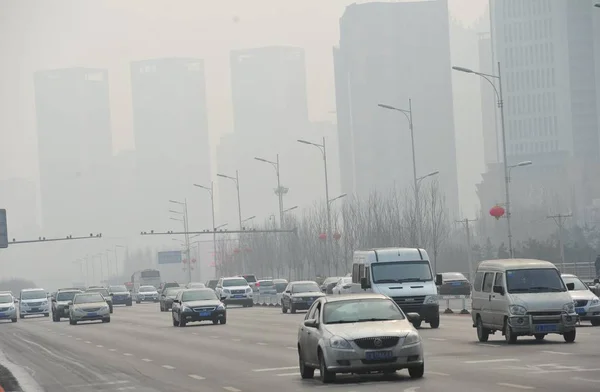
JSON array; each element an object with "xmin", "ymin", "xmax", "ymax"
[
  {"xmin": 333, "ymin": 0, "xmax": 460, "ymax": 214},
  {"xmin": 130, "ymin": 58, "xmax": 211, "ymax": 230},
  {"xmin": 34, "ymin": 68, "xmax": 113, "ymax": 234}
]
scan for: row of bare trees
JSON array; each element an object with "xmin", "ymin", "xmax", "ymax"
[{"xmin": 214, "ymin": 181, "xmax": 468, "ymax": 280}]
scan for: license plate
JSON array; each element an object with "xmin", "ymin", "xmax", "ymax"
[
  {"xmin": 0, "ymin": 313, "xmax": 5, "ymax": 317},
  {"xmin": 31, "ymin": 308, "xmax": 39, "ymax": 312},
  {"xmin": 575, "ymin": 307, "xmax": 585, "ymax": 314},
  {"xmin": 451, "ymin": 282, "xmax": 461, "ymax": 286},
  {"xmin": 307, "ymin": 301, "xmax": 313, "ymax": 305},
  {"xmin": 535, "ymin": 324, "xmax": 557, "ymax": 332},
  {"xmin": 87, "ymin": 312, "xmax": 97, "ymax": 317},
  {"xmin": 365, "ymin": 351, "xmax": 394, "ymax": 360},
  {"xmin": 199, "ymin": 311, "xmax": 211, "ymax": 317},
  {"xmin": 233, "ymin": 295, "xmax": 244, "ymax": 298}
]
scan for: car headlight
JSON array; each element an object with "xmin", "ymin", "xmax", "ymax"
[
  {"xmin": 101, "ymin": 306, "xmax": 109, "ymax": 311},
  {"xmin": 328, "ymin": 336, "xmax": 352, "ymax": 350},
  {"xmin": 292, "ymin": 297, "xmax": 302, "ymax": 302},
  {"xmin": 181, "ymin": 306, "xmax": 192, "ymax": 312},
  {"xmin": 42, "ymin": 300, "xmax": 48, "ymax": 305},
  {"xmin": 74, "ymin": 308, "xmax": 86, "ymax": 313},
  {"xmin": 590, "ymin": 297, "xmax": 599, "ymax": 305},
  {"xmin": 8, "ymin": 306, "xmax": 15, "ymax": 311},
  {"xmin": 562, "ymin": 302, "xmax": 575, "ymax": 314},
  {"xmin": 245, "ymin": 288, "xmax": 252, "ymax": 293},
  {"xmin": 509, "ymin": 305, "xmax": 527, "ymax": 315},
  {"xmin": 424, "ymin": 295, "xmax": 438, "ymax": 305},
  {"xmin": 216, "ymin": 303, "xmax": 226, "ymax": 310},
  {"xmin": 223, "ymin": 289, "xmax": 230, "ymax": 294},
  {"xmin": 404, "ymin": 331, "xmax": 422, "ymax": 345}
]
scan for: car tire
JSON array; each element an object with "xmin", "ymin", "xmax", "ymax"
[
  {"xmin": 44, "ymin": 313, "xmax": 49, "ymax": 317},
  {"xmin": 160, "ymin": 304, "xmax": 164, "ymax": 312},
  {"xmin": 179, "ymin": 317, "xmax": 186, "ymax": 327},
  {"xmin": 591, "ymin": 319, "xmax": 600, "ymax": 326},
  {"xmin": 69, "ymin": 319, "xmax": 77, "ymax": 325},
  {"xmin": 408, "ymin": 363, "xmax": 425, "ymax": 379},
  {"xmin": 290, "ymin": 304, "xmax": 296, "ymax": 314},
  {"xmin": 19, "ymin": 314, "xmax": 24, "ymax": 319},
  {"xmin": 219, "ymin": 318, "xmax": 226, "ymax": 325},
  {"xmin": 429, "ymin": 317, "xmax": 440, "ymax": 329},
  {"xmin": 11, "ymin": 318, "xmax": 17, "ymax": 323},
  {"xmin": 53, "ymin": 315, "xmax": 60, "ymax": 322},
  {"xmin": 212, "ymin": 319, "xmax": 219, "ymax": 325},
  {"xmin": 136, "ymin": 300, "xmax": 141, "ymax": 304},
  {"xmin": 563, "ymin": 329, "xmax": 576, "ymax": 343},
  {"xmin": 476, "ymin": 316, "xmax": 490, "ymax": 342},
  {"xmin": 247, "ymin": 302, "xmax": 253, "ymax": 308},
  {"xmin": 172, "ymin": 314, "xmax": 179, "ymax": 327},
  {"xmin": 412, "ymin": 319, "xmax": 422, "ymax": 328},
  {"xmin": 298, "ymin": 348, "xmax": 314, "ymax": 379},
  {"xmin": 102, "ymin": 317, "xmax": 110, "ymax": 323},
  {"xmin": 504, "ymin": 319, "xmax": 517, "ymax": 344},
  {"xmin": 126, "ymin": 302, "xmax": 132, "ymax": 307},
  {"xmin": 318, "ymin": 350, "xmax": 335, "ymax": 383},
  {"xmin": 109, "ymin": 307, "xmax": 113, "ymax": 314},
  {"xmin": 282, "ymin": 302, "xmax": 288, "ymax": 313},
  {"xmin": 534, "ymin": 333, "xmax": 546, "ymax": 341}
]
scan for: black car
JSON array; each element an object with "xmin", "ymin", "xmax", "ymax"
[
  {"xmin": 108, "ymin": 285, "xmax": 132, "ymax": 306},
  {"xmin": 85, "ymin": 288, "xmax": 113, "ymax": 313},
  {"xmin": 437, "ymin": 272, "xmax": 471, "ymax": 296},
  {"xmin": 281, "ymin": 281, "xmax": 325, "ymax": 314},
  {"xmin": 160, "ymin": 287, "xmax": 185, "ymax": 311},
  {"xmin": 205, "ymin": 280, "xmax": 218, "ymax": 290},
  {"xmin": 171, "ymin": 288, "xmax": 226, "ymax": 327},
  {"xmin": 51, "ymin": 289, "xmax": 82, "ymax": 321}
]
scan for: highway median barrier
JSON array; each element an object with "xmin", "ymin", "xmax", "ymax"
[
  {"xmin": 439, "ymin": 295, "xmax": 470, "ymax": 314},
  {"xmin": 253, "ymin": 294, "xmax": 282, "ymax": 307}
]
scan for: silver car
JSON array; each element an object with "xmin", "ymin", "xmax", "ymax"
[
  {"xmin": 562, "ymin": 274, "xmax": 600, "ymax": 326},
  {"xmin": 297, "ymin": 293, "xmax": 424, "ymax": 383},
  {"xmin": 69, "ymin": 292, "xmax": 111, "ymax": 325},
  {"xmin": 0, "ymin": 293, "xmax": 17, "ymax": 323}
]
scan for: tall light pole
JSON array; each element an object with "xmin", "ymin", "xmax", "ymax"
[
  {"xmin": 283, "ymin": 206, "xmax": 298, "ymax": 213},
  {"xmin": 217, "ymin": 172, "xmax": 242, "ymax": 230},
  {"xmin": 170, "ymin": 199, "xmax": 192, "ymax": 283},
  {"xmin": 193, "ymin": 182, "xmax": 218, "ymax": 279},
  {"xmin": 115, "ymin": 245, "xmax": 127, "ymax": 279},
  {"xmin": 298, "ymin": 137, "xmax": 332, "ymax": 251},
  {"xmin": 453, "ymin": 63, "xmax": 515, "ymax": 257},
  {"xmin": 378, "ymin": 100, "xmax": 421, "ymax": 245},
  {"xmin": 105, "ymin": 249, "xmax": 113, "ymax": 281},
  {"xmin": 255, "ymin": 155, "xmax": 287, "ymax": 228}
]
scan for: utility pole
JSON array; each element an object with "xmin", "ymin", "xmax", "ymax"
[
  {"xmin": 547, "ymin": 213, "xmax": 572, "ymax": 272},
  {"xmin": 456, "ymin": 218, "xmax": 478, "ymax": 282}
]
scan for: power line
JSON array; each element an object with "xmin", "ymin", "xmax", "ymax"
[
  {"xmin": 456, "ymin": 218, "xmax": 477, "ymax": 281},
  {"xmin": 547, "ymin": 213, "xmax": 572, "ymax": 271}
]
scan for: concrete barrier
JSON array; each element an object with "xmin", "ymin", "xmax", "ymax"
[{"xmin": 253, "ymin": 294, "xmax": 281, "ymax": 307}]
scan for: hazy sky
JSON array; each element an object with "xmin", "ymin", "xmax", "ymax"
[{"xmin": 1, "ymin": 0, "xmax": 486, "ymax": 181}]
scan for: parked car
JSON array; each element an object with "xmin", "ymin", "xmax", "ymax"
[{"xmin": 437, "ymin": 272, "xmax": 471, "ymax": 296}]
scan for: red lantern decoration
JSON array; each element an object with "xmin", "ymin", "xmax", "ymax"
[
  {"xmin": 191, "ymin": 258, "xmax": 197, "ymax": 264},
  {"xmin": 318, "ymin": 233, "xmax": 327, "ymax": 240},
  {"xmin": 489, "ymin": 205, "xmax": 505, "ymax": 220},
  {"xmin": 333, "ymin": 232, "xmax": 341, "ymax": 241},
  {"xmin": 233, "ymin": 248, "xmax": 241, "ymax": 254}
]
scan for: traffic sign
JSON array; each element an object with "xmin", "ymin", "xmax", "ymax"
[{"xmin": 0, "ymin": 209, "xmax": 7, "ymax": 248}]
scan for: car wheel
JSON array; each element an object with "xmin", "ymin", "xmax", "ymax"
[
  {"xmin": 160, "ymin": 304, "xmax": 164, "ymax": 312},
  {"xmin": 408, "ymin": 363, "xmax": 425, "ymax": 379},
  {"xmin": 11, "ymin": 318, "xmax": 17, "ymax": 323},
  {"xmin": 298, "ymin": 348, "xmax": 314, "ymax": 379},
  {"xmin": 534, "ymin": 333, "xmax": 546, "ymax": 341},
  {"xmin": 591, "ymin": 319, "xmax": 600, "ymax": 326},
  {"xmin": 44, "ymin": 313, "xmax": 49, "ymax": 317},
  {"xmin": 136, "ymin": 300, "xmax": 141, "ymax": 304},
  {"xmin": 19, "ymin": 314, "xmax": 24, "ymax": 319},
  {"xmin": 282, "ymin": 302, "xmax": 288, "ymax": 313},
  {"xmin": 504, "ymin": 319, "xmax": 517, "ymax": 344},
  {"xmin": 109, "ymin": 307, "xmax": 113, "ymax": 314},
  {"xmin": 563, "ymin": 329, "xmax": 576, "ymax": 343},
  {"xmin": 126, "ymin": 302, "xmax": 132, "ymax": 307},
  {"xmin": 429, "ymin": 317, "xmax": 440, "ymax": 329},
  {"xmin": 102, "ymin": 317, "xmax": 110, "ymax": 323},
  {"xmin": 411, "ymin": 319, "xmax": 422, "ymax": 328},
  {"xmin": 247, "ymin": 301, "xmax": 253, "ymax": 308},
  {"xmin": 69, "ymin": 318, "xmax": 77, "ymax": 325},
  {"xmin": 318, "ymin": 350, "xmax": 335, "ymax": 383},
  {"xmin": 290, "ymin": 304, "xmax": 296, "ymax": 314},
  {"xmin": 172, "ymin": 314, "xmax": 179, "ymax": 327},
  {"xmin": 219, "ymin": 317, "xmax": 226, "ymax": 325},
  {"xmin": 212, "ymin": 319, "xmax": 219, "ymax": 325},
  {"xmin": 476, "ymin": 316, "xmax": 490, "ymax": 342},
  {"xmin": 179, "ymin": 317, "xmax": 187, "ymax": 327}
]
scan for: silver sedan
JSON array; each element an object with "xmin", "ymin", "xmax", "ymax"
[
  {"xmin": 69, "ymin": 292, "xmax": 111, "ymax": 325},
  {"xmin": 297, "ymin": 293, "xmax": 424, "ymax": 383}
]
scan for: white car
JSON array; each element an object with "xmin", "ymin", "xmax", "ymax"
[
  {"xmin": 19, "ymin": 288, "xmax": 50, "ymax": 318},
  {"xmin": 0, "ymin": 293, "xmax": 17, "ymax": 322},
  {"xmin": 332, "ymin": 277, "xmax": 361, "ymax": 295},
  {"xmin": 215, "ymin": 277, "xmax": 253, "ymax": 307},
  {"xmin": 136, "ymin": 285, "xmax": 159, "ymax": 303},
  {"xmin": 562, "ymin": 274, "xmax": 600, "ymax": 326}
]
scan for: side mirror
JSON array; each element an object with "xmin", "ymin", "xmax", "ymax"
[
  {"xmin": 284, "ymin": 290, "xmax": 291, "ymax": 294},
  {"xmin": 435, "ymin": 274, "xmax": 443, "ymax": 286},
  {"xmin": 406, "ymin": 312, "xmax": 420, "ymax": 324},
  {"xmin": 51, "ymin": 298, "xmax": 56, "ymax": 302},
  {"xmin": 360, "ymin": 277, "xmax": 370, "ymax": 290},
  {"xmin": 342, "ymin": 285, "xmax": 351, "ymax": 289},
  {"xmin": 493, "ymin": 285, "xmax": 505, "ymax": 295},
  {"xmin": 594, "ymin": 279, "xmax": 599, "ymax": 284},
  {"xmin": 566, "ymin": 282, "xmax": 575, "ymax": 291},
  {"xmin": 68, "ymin": 301, "xmax": 73, "ymax": 306},
  {"xmin": 304, "ymin": 319, "xmax": 318, "ymax": 328},
  {"xmin": 220, "ymin": 296, "xmax": 227, "ymax": 301}
]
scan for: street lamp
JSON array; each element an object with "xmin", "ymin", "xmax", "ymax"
[
  {"xmin": 378, "ymin": 100, "xmax": 421, "ymax": 245},
  {"xmin": 453, "ymin": 62, "xmax": 515, "ymax": 257},
  {"xmin": 215, "ymin": 223, "xmax": 228, "ymax": 230},
  {"xmin": 170, "ymin": 199, "xmax": 192, "ymax": 283},
  {"xmin": 193, "ymin": 182, "xmax": 218, "ymax": 279},
  {"xmin": 217, "ymin": 172, "xmax": 242, "ymax": 230},
  {"xmin": 283, "ymin": 206, "xmax": 298, "ymax": 213},
  {"xmin": 255, "ymin": 155, "xmax": 287, "ymax": 228},
  {"xmin": 508, "ymin": 161, "xmax": 532, "ymax": 185},
  {"xmin": 241, "ymin": 216, "xmax": 256, "ymax": 224},
  {"xmin": 329, "ymin": 194, "xmax": 347, "ymax": 204},
  {"xmin": 417, "ymin": 170, "xmax": 439, "ymax": 183}
]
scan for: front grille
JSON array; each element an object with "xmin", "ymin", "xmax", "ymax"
[
  {"xmin": 28, "ymin": 302, "xmax": 42, "ymax": 307},
  {"xmin": 392, "ymin": 296, "xmax": 425, "ymax": 306},
  {"xmin": 193, "ymin": 307, "xmax": 216, "ymax": 312},
  {"xmin": 231, "ymin": 290, "xmax": 245, "ymax": 294},
  {"xmin": 0, "ymin": 307, "xmax": 10, "ymax": 312},
  {"xmin": 361, "ymin": 358, "xmax": 397, "ymax": 364},
  {"xmin": 528, "ymin": 311, "xmax": 562, "ymax": 316},
  {"xmin": 575, "ymin": 300, "xmax": 588, "ymax": 307},
  {"xmin": 82, "ymin": 307, "xmax": 102, "ymax": 312},
  {"xmin": 354, "ymin": 336, "xmax": 400, "ymax": 349}
]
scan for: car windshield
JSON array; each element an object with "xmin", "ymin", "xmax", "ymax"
[
  {"xmin": 223, "ymin": 279, "xmax": 248, "ymax": 287},
  {"xmin": 166, "ymin": 288, "xmax": 184, "ymax": 296},
  {"xmin": 21, "ymin": 290, "xmax": 46, "ymax": 300},
  {"xmin": 442, "ymin": 273, "xmax": 467, "ymax": 281},
  {"xmin": 506, "ymin": 268, "xmax": 566, "ymax": 293},
  {"xmin": 139, "ymin": 286, "xmax": 156, "ymax": 292},
  {"xmin": 188, "ymin": 283, "xmax": 205, "ymax": 288},
  {"xmin": 323, "ymin": 299, "xmax": 405, "ymax": 324},
  {"xmin": 259, "ymin": 281, "xmax": 274, "ymax": 286},
  {"xmin": 339, "ymin": 277, "xmax": 352, "ymax": 285},
  {"xmin": 74, "ymin": 293, "xmax": 105, "ymax": 304},
  {"xmin": 182, "ymin": 290, "xmax": 218, "ymax": 302},
  {"xmin": 562, "ymin": 276, "xmax": 588, "ymax": 291},
  {"xmin": 292, "ymin": 283, "xmax": 320, "ymax": 293},
  {"xmin": 56, "ymin": 291, "xmax": 79, "ymax": 301},
  {"xmin": 243, "ymin": 275, "xmax": 257, "ymax": 283},
  {"xmin": 86, "ymin": 288, "xmax": 109, "ymax": 296},
  {"xmin": 0, "ymin": 295, "xmax": 12, "ymax": 304},
  {"xmin": 109, "ymin": 286, "xmax": 127, "ymax": 292},
  {"xmin": 323, "ymin": 277, "xmax": 340, "ymax": 285},
  {"xmin": 371, "ymin": 261, "xmax": 433, "ymax": 283}
]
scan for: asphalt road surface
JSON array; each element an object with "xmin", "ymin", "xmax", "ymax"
[{"xmin": 0, "ymin": 303, "xmax": 599, "ymax": 392}]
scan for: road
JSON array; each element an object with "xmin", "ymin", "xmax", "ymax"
[{"xmin": 0, "ymin": 303, "xmax": 599, "ymax": 392}]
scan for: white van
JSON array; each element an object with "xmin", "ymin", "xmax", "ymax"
[
  {"xmin": 352, "ymin": 248, "xmax": 439, "ymax": 328},
  {"xmin": 471, "ymin": 259, "xmax": 578, "ymax": 344}
]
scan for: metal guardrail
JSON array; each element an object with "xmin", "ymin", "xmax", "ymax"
[{"xmin": 439, "ymin": 295, "xmax": 471, "ymax": 314}]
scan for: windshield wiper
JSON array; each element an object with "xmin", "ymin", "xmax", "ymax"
[
  {"xmin": 529, "ymin": 286, "xmax": 562, "ymax": 292},
  {"xmin": 326, "ymin": 320, "xmax": 357, "ymax": 324},
  {"xmin": 356, "ymin": 318, "xmax": 391, "ymax": 322},
  {"xmin": 397, "ymin": 278, "xmax": 429, "ymax": 283},
  {"xmin": 376, "ymin": 279, "xmax": 401, "ymax": 283}
]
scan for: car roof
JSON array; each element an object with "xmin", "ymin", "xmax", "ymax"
[
  {"xmin": 21, "ymin": 288, "xmax": 45, "ymax": 292},
  {"xmin": 140, "ymin": 285, "xmax": 156, "ymax": 288},
  {"xmin": 322, "ymin": 293, "xmax": 389, "ymax": 303},
  {"xmin": 58, "ymin": 288, "xmax": 81, "ymax": 291},
  {"xmin": 478, "ymin": 259, "xmax": 556, "ymax": 271},
  {"xmin": 182, "ymin": 288, "xmax": 213, "ymax": 293},
  {"xmin": 57, "ymin": 289, "xmax": 82, "ymax": 293},
  {"xmin": 224, "ymin": 276, "xmax": 246, "ymax": 280},
  {"xmin": 290, "ymin": 280, "xmax": 318, "ymax": 285}
]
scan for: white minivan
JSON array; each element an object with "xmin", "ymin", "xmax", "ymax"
[
  {"xmin": 352, "ymin": 248, "xmax": 440, "ymax": 328},
  {"xmin": 471, "ymin": 259, "xmax": 578, "ymax": 344}
]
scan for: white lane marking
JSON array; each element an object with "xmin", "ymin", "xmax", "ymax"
[
  {"xmin": 477, "ymin": 343, "xmax": 500, "ymax": 348},
  {"xmin": 84, "ymin": 341, "xmax": 92, "ymax": 344},
  {"xmin": 232, "ymin": 338, "xmax": 241, "ymax": 342},
  {"xmin": 123, "ymin": 353, "xmax": 133, "ymax": 356},
  {"xmin": 59, "ymin": 333, "xmax": 65, "ymax": 336},
  {"xmin": 253, "ymin": 366, "xmax": 297, "ymax": 372},
  {"xmin": 162, "ymin": 365, "xmax": 175, "ymax": 370},
  {"xmin": 256, "ymin": 342, "xmax": 268, "ymax": 346},
  {"xmin": 541, "ymin": 351, "xmax": 571, "ymax": 355},
  {"xmin": 67, "ymin": 335, "xmax": 73, "ymax": 338},
  {"xmin": 497, "ymin": 383, "xmax": 535, "ymax": 390},
  {"xmin": 222, "ymin": 388, "xmax": 241, "ymax": 392},
  {"xmin": 67, "ymin": 381, "xmax": 130, "ymax": 388},
  {"xmin": 573, "ymin": 376, "xmax": 600, "ymax": 382},
  {"xmin": 464, "ymin": 359, "xmax": 519, "ymax": 364},
  {"xmin": 109, "ymin": 349, "xmax": 117, "ymax": 352},
  {"xmin": 403, "ymin": 387, "xmax": 420, "ymax": 392},
  {"xmin": 286, "ymin": 346, "xmax": 295, "ymax": 350},
  {"xmin": 210, "ymin": 335, "xmax": 219, "ymax": 338},
  {"xmin": 428, "ymin": 338, "xmax": 446, "ymax": 341},
  {"xmin": 277, "ymin": 372, "xmax": 299, "ymax": 377},
  {"xmin": 428, "ymin": 371, "xmax": 450, "ymax": 376},
  {"xmin": 188, "ymin": 374, "xmax": 206, "ymax": 380},
  {"xmin": 141, "ymin": 358, "xmax": 152, "ymax": 362},
  {"xmin": 96, "ymin": 345, "xmax": 103, "ymax": 348},
  {"xmin": 75, "ymin": 338, "xmax": 82, "ymax": 341},
  {"xmin": 192, "ymin": 332, "xmax": 198, "ymax": 335},
  {"xmin": 117, "ymin": 387, "xmax": 136, "ymax": 391}
]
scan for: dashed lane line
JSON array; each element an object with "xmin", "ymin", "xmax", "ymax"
[
  {"xmin": 109, "ymin": 349, "xmax": 117, "ymax": 352},
  {"xmin": 496, "ymin": 383, "xmax": 535, "ymax": 390},
  {"xmin": 541, "ymin": 351, "xmax": 571, "ymax": 355},
  {"xmin": 253, "ymin": 366, "xmax": 297, "ymax": 372},
  {"xmin": 162, "ymin": 365, "xmax": 175, "ymax": 370},
  {"xmin": 286, "ymin": 346, "xmax": 295, "ymax": 350},
  {"xmin": 428, "ymin": 338, "xmax": 446, "ymax": 341},
  {"xmin": 428, "ymin": 371, "xmax": 450, "ymax": 376},
  {"xmin": 75, "ymin": 338, "xmax": 82, "ymax": 341},
  {"xmin": 222, "ymin": 387, "xmax": 241, "ymax": 392},
  {"xmin": 277, "ymin": 372, "xmax": 300, "ymax": 377},
  {"xmin": 84, "ymin": 341, "xmax": 92, "ymax": 344},
  {"xmin": 96, "ymin": 345, "xmax": 103, "ymax": 348},
  {"xmin": 464, "ymin": 359, "xmax": 519, "ymax": 364},
  {"xmin": 141, "ymin": 358, "xmax": 153, "ymax": 362},
  {"xmin": 232, "ymin": 338, "xmax": 241, "ymax": 342},
  {"xmin": 188, "ymin": 374, "xmax": 206, "ymax": 380},
  {"xmin": 123, "ymin": 353, "xmax": 133, "ymax": 356},
  {"xmin": 256, "ymin": 342, "xmax": 268, "ymax": 346}
]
